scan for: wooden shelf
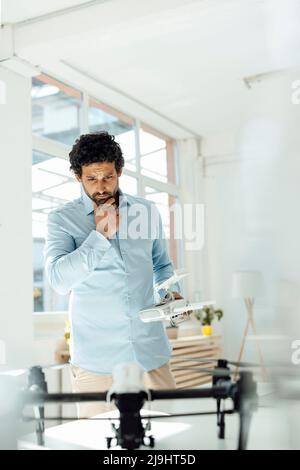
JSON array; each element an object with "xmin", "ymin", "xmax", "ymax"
[{"xmin": 169, "ymin": 335, "xmax": 223, "ymax": 389}]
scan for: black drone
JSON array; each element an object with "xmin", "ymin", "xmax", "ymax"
[{"xmin": 4, "ymin": 357, "xmax": 260, "ymax": 451}]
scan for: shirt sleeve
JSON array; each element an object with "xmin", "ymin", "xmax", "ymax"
[
  {"xmin": 44, "ymin": 211, "xmax": 111, "ymax": 295},
  {"xmin": 151, "ymin": 204, "xmax": 181, "ymax": 295}
]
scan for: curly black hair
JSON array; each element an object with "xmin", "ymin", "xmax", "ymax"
[{"xmin": 69, "ymin": 132, "xmax": 125, "ymax": 176}]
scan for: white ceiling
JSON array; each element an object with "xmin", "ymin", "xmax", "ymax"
[
  {"xmin": 1, "ymin": 0, "xmax": 98, "ymax": 24},
  {"xmin": 5, "ymin": 0, "xmax": 300, "ymax": 137}
]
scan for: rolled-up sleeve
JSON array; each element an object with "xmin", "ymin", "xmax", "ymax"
[{"xmin": 44, "ymin": 211, "xmax": 111, "ymax": 295}]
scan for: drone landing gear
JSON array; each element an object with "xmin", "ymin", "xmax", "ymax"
[
  {"xmin": 106, "ymin": 436, "xmax": 114, "ymax": 449},
  {"xmin": 106, "ymin": 392, "xmax": 155, "ymax": 450},
  {"xmin": 106, "ymin": 434, "xmax": 155, "ymax": 449},
  {"xmin": 214, "ymin": 360, "xmax": 231, "ymax": 441},
  {"xmin": 235, "ymin": 372, "xmax": 258, "ymax": 451},
  {"xmin": 28, "ymin": 367, "xmax": 48, "ymax": 447},
  {"xmin": 217, "ymin": 399, "xmax": 225, "ymax": 439},
  {"xmin": 34, "ymin": 407, "xmax": 45, "ymax": 446}
]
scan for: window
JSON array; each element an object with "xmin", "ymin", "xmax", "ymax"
[
  {"xmin": 145, "ymin": 188, "xmax": 179, "ymax": 268},
  {"xmin": 32, "ymin": 75, "xmax": 82, "ymax": 146},
  {"xmin": 89, "ymin": 99, "xmax": 136, "ymax": 172},
  {"xmin": 32, "ymin": 74, "xmax": 180, "ymax": 313},
  {"xmin": 32, "ymin": 150, "xmax": 78, "ymax": 312},
  {"xmin": 119, "ymin": 174, "xmax": 138, "ymax": 196},
  {"xmin": 140, "ymin": 125, "xmax": 176, "ymax": 184}
]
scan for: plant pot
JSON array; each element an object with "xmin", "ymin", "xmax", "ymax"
[
  {"xmin": 201, "ymin": 325, "xmax": 213, "ymax": 336},
  {"xmin": 166, "ymin": 326, "xmax": 178, "ymax": 340}
]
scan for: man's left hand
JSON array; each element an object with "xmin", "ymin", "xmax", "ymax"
[
  {"xmin": 171, "ymin": 292, "xmax": 193, "ymax": 318},
  {"xmin": 171, "ymin": 291, "xmax": 183, "ymax": 300}
]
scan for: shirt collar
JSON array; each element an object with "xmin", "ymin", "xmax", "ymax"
[{"xmin": 81, "ymin": 185, "xmax": 130, "ymax": 216}]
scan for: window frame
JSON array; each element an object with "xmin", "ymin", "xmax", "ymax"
[{"xmin": 32, "ymin": 74, "xmax": 183, "ymax": 313}]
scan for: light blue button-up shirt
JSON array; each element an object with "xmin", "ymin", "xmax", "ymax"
[{"xmin": 44, "ymin": 188, "xmax": 180, "ymax": 374}]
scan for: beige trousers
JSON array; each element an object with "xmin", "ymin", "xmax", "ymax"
[{"xmin": 70, "ymin": 362, "xmax": 176, "ymax": 418}]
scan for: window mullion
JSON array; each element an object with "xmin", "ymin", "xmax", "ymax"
[
  {"xmin": 141, "ymin": 175, "xmax": 179, "ymax": 197},
  {"xmin": 81, "ymin": 91, "xmax": 89, "ymax": 133},
  {"xmin": 135, "ymin": 119, "xmax": 144, "ymax": 197},
  {"xmin": 32, "ymin": 135, "xmax": 71, "ymax": 160}
]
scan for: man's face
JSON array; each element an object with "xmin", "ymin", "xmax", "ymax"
[{"xmin": 76, "ymin": 161, "xmax": 122, "ymax": 207}]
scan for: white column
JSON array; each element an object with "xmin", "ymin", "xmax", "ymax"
[
  {"xmin": 0, "ymin": 66, "xmax": 34, "ymax": 369},
  {"xmin": 177, "ymin": 138, "xmax": 206, "ymax": 302}
]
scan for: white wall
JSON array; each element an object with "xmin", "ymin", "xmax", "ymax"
[
  {"xmin": 0, "ymin": 66, "xmax": 34, "ymax": 369},
  {"xmin": 198, "ymin": 70, "xmax": 300, "ymax": 363},
  {"xmin": 177, "ymin": 138, "xmax": 206, "ymax": 302}
]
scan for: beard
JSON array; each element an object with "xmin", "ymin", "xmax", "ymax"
[{"xmin": 82, "ymin": 183, "xmax": 119, "ymax": 207}]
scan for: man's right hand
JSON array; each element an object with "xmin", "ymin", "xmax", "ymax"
[{"xmin": 94, "ymin": 197, "xmax": 120, "ymax": 239}]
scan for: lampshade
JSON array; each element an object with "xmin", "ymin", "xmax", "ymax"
[{"xmin": 232, "ymin": 271, "xmax": 263, "ymax": 299}]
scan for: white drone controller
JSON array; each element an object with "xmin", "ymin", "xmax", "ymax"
[{"xmin": 139, "ymin": 271, "xmax": 216, "ymax": 326}]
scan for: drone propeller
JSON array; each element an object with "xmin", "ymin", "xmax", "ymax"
[
  {"xmin": 155, "ymin": 271, "xmax": 189, "ymax": 292},
  {"xmin": 225, "ymin": 360, "xmax": 261, "ymax": 368},
  {"xmin": 172, "ymin": 301, "xmax": 216, "ymax": 314},
  {"xmin": 171, "ymin": 366, "xmax": 233, "ymax": 377},
  {"xmin": 0, "ymin": 368, "xmax": 28, "ymax": 377},
  {"xmin": 41, "ymin": 363, "xmax": 69, "ymax": 371},
  {"xmin": 169, "ymin": 356, "xmax": 261, "ymax": 369},
  {"xmin": 0, "ymin": 362, "xmax": 69, "ymax": 377}
]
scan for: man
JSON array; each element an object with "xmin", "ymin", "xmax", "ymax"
[{"xmin": 44, "ymin": 132, "xmax": 182, "ymax": 417}]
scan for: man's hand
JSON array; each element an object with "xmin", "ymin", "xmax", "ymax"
[
  {"xmin": 171, "ymin": 292, "xmax": 183, "ymax": 300},
  {"xmin": 171, "ymin": 291, "xmax": 193, "ymax": 319},
  {"xmin": 94, "ymin": 197, "xmax": 120, "ymax": 239}
]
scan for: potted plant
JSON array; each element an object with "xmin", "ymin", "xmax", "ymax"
[
  {"xmin": 193, "ymin": 305, "xmax": 223, "ymax": 336},
  {"xmin": 54, "ymin": 320, "xmax": 71, "ymax": 364},
  {"xmin": 166, "ymin": 323, "xmax": 178, "ymax": 340}
]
